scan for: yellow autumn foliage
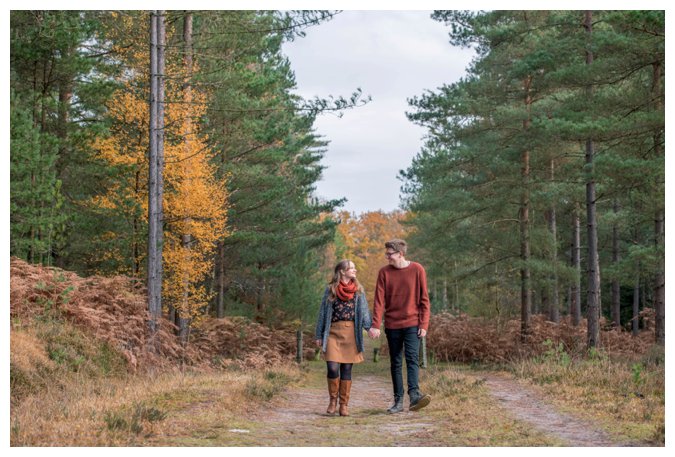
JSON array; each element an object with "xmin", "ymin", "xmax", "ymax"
[
  {"xmin": 336, "ymin": 210, "xmax": 408, "ymax": 304},
  {"xmin": 92, "ymin": 12, "xmax": 229, "ymax": 325}
]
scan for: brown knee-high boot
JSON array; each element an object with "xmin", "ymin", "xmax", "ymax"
[
  {"xmin": 327, "ymin": 378, "xmax": 339, "ymax": 414},
  {"xmin": 338, "ymin": 379, "xmax": 352, "ymax": 416}
]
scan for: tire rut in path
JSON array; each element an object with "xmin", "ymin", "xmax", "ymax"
[{"xmin": 480, "ymin": 373, "xmax": 629, "ymax": 446}]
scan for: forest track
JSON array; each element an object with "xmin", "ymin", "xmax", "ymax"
[
  {"xmin": 245, "ymin": 373, "xmax": 446, "ymax": 446},
  {"xmin": 479, "ymin": 372, "xmax": 630, "ymax": 446},
  {"xmin": 236, "ymin": 366, "xmax": 633, "ymax": 447}
]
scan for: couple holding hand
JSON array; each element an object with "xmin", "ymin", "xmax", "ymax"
[{"xmin": 314, "ymin": 238, "xmax": 431, "ymax": 416}]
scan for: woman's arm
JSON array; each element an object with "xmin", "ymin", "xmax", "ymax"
[
  {"xmin": 360, "ymin": 293, "xmax": 372, "ymax": 330},
  {"xmin": 315, "ymin": 288, "xmax": 329, "ymax": 340}
]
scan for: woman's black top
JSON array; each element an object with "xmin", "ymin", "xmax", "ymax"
[{"xmin": 331, "ymin": 298, "xmax": 356, "ymax": 322}]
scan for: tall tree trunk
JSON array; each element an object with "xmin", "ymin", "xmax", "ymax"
[
  {"xmin": 546, "ymin": 157, "xmax": 559, "ymax": 323},
  {"xmin": 571, "ymin": 203, "xmax": 582, "ymax": 326},
  {"xmin": 584, "ymin": 11, "xmax": 601, "ymax": 349},
  {"xmin": 53, "ymin": 53, "xmax": 72, "ymax": 269},
  {"xmin": 652, "ymin": 61, "xmax": 665, "ymax": 346},
  {"xmin": 55, "ymin": 41, "xmax": 73, "ymax": 178},
  {"xmin": 611, "ymin": 200, "xmax": 621, "ymax": 328},
  {"xmin": 632, "ymin": 274, "xmax": 640, "ymax": 337},
  {"xmin": 35, "ymin": 61, "xmax": 50, "ymax": 265},
  {"xmin": 157, "ymin": 10, "xmax": 166, "ymax": 303},
  {"xmin": 148, "ymin": 10, "xmax": 160, "ymax": 334},
  {"xmin": 454, "ymin": 262, "xmax": 460, "ymax": 313},
  {"xmin": 216, "ymin": 241, "xmax": 226, "ymax": 318},
  {"xmin": 133, "ymin": 170, "xmax": 141, "ymax": 277},
  {"xmin": 147, "ymin": 11, "xmax": 166, "ymax": 340},
  {"xmin": 176, "ymin": 11, "xmax": 194, "ymax": 344},
  {"xmin": 491, "ymin": 263, "xmax": 498, "ymax": 322},
  {"xmin": 452, "ymin": 279, "xmax": 460, "ymax": 314},
  {"xmin": 540, "ymin": 288, "xmax": 548, "ymax": 317},
  {"xmin": 256, "ymin": 274, "xmax": 266, "ymax": 320},
  {"xmin": 520, "ymin": 75, "xmax": 532, "ymax": 340},
  {"xmin": 214, "ymin": 117, "xmax": 229, "ymax": 318},
  {"xmin": 56, "ymin": 73, "xmax": 72, "ymax": 177},
  {"xmin": 29, "ymin": 172, "xmax": 36, "ymax": 263},
  {"xmin": 442, "ymin": 278, "xmax": 448, "ymax": 310},
  {"xmin": 654, "ymin": 209, "xmax": 664, "ymax": 344}
]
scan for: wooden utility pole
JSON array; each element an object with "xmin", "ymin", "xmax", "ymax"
[
  {"xmin": 296, "ymin": 330, "xmax": 303, "ymax": 363},
  {"xmin": 420, "ymin": 336, "xmax": 428, "ymax": 368}
]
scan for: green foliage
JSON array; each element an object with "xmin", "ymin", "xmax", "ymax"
[
  {"xmin": 263, "ymin": 369, "xmax": 293, "ymax": 385},
  {"xmin": 244, "ymin": 369, "xmax": 293, "ymax": 401},
  {"xmin": 196, "ymin": 11, "xmax": 350, "ymax": 324},
  {"xmin": 10, "ymin": 11, "xmax": 364, "ymax": 329},
  {"xmin": 631, "ymin": 363, "xmax": 645, "ymax": 390},
  {"xmin": 586, "ymin": 346, "xmax": 609, "ymax": 365},
  {"xmin": 539, "ymin": 339, "xmax": 571, "ymax": 368},
  {"xmin": 640, "ymin": 344, "xmax": 665, "ymax": 367},
  {"xmin": 11, "ymin": 315, "xmax": 128, "ymax": 405},
  {"xmin": 36, "ymin": 315, "xmax": 127, "ymax": 377},
  {"xmin": 104, "ymin": 402, "xmax": 167, "ymax": 435},
  {"xmin": 10, "ymin": 91, "xmax": 66, "ymax": 264},
  {"xmin": 10, "ymin": 11, "xmax": 121, "ymax": 271},
  {"xmin": 401, "ymin": 11, "xmax": 664, "ymax": 326}
]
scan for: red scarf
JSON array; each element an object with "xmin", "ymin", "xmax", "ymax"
[{"xmin": 336, "ymin": 280, "xmax": 358, "ymax": 301}]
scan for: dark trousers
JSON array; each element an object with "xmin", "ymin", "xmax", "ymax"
[{"xmin": 385, "ymin": 326, "xmax": 420, "ymax": 398}]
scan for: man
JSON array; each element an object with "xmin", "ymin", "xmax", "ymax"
[{"xmin": 368, "ymin": 239, "xmax": 431, "ymax": 413}]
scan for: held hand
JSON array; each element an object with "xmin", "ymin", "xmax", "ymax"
[
  {"xmin": 368, "ymin": 328, "xmax": 381, "ymax": 339},
  {"xmin": 418, "ymin": 328, "xmax": 427, "ymax": 338},
  {"xmin": 314, "ymin": 339, "xmax": 322, "ymax": 347}
]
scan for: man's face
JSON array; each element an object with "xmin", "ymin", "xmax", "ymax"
[{"xmin": 385, "ymin": 249, "xmax": 401, "ymax": 265}]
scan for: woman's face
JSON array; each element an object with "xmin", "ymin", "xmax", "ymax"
[{"xmin": 341, "ymin": 262, "xmax": 357, "ymax": 280}]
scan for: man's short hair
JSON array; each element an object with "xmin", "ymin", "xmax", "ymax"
[{"xmin": 385, "ymin": 239, "xmax": 407, "ymax": 256}]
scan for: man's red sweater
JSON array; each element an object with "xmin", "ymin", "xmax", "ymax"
[{"xmin": 372, "ymin": 261, "xmax": 431, "ymax": 331}]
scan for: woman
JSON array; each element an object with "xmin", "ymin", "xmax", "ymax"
[{"xmin": 314, "ymin": 259, "xmax": 371, "ymax": 416}]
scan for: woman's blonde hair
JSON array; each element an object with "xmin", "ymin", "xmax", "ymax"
[{"xmin": 328, "ymin": 259, "xmax": 364, "ymax": 300}]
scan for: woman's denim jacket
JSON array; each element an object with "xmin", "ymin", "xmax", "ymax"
[{"xmin": 314, "ymin": 286, "xmax": 372, "ymax": 353}]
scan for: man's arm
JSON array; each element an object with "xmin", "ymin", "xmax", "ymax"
[
  {"xmin": 418, "ymin": 265, "xmax": 431, "ymax": 335},
  {"xmin": 371, "ymin": 269, "xmax": 386, "ymax": 329},
  {"xmin": 369, "ymin": 269, "xmax": 386, "ymax": 338}
]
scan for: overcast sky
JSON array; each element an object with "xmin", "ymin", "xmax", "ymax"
[{"xmin": 283, "ymin": 10, "xmax": 476, "ymax": 215}]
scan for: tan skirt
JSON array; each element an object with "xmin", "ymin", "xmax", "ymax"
[{"xmin": 323, "ymin": 320, "xmax": 364, "ymax": 363}]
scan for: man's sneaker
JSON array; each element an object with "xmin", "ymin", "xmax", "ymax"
[
  {"xmin": 387, "ymin": 396, "xmax": 404, "ymax": 414},
  {"xmin": 409, "ymin": 390, "xmax": 431, "ymax": 411}
]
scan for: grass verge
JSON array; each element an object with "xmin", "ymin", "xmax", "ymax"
[
  {"xmin": 505, "ymin": 342, "xmax": 665, "ymax": 445},
  {"xmin": 11, "ymin": 358, "xmax": 302, "ymax": 446}
]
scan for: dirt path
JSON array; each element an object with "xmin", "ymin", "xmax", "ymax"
[
  {"xmin": 239, "ymin": 369, "xmax": 629, "ymax": 447},
  {"xmin": 245, "ymin": 374, "xmax": 444, "ymax": 446},
  {"xmin": 479, "ymin": 373, "xmax": 626, "ymax": 446}
]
